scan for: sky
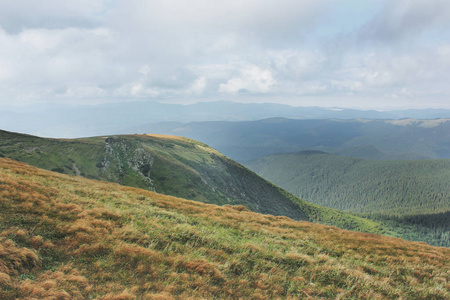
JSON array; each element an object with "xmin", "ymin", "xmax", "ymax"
[{"xmin": 0, "ymin": 0, "xmax": 450, "ymax": 110}]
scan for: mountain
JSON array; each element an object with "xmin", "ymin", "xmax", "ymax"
[
  {"xmin": 2, "ymin": 100, "xmax": 450, "ymax": 138},
  {"xmin": 244, "ymin": 151, "xmax": 450, "ymax": 247},
  {"xmin": 0, "ymin": 129, "xmax": 304, "ymax": 220},
  {"xmin": 132, "ymin": 118, "xmax": 450, "ymax": 161},
  {"xmin": 1, "ymin": 157, "xmax": 449, "ymax": 299},
  {"xmin": 0, "ymin": 129, "xmax": 387, "ymax": 234}
]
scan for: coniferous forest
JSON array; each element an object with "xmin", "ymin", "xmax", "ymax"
[{"xmin": 245, "ymin": 151, "xmax": 450, "ymax": 247}]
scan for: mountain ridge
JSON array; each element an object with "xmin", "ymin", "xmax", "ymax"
[{"xmin": 0, "ymin": 129, "xmax": 307, "ymax": 221}]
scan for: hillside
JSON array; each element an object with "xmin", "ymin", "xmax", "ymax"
[
  {"xmin": 244, "ymin": 151, "xmax": 450, "ymax": 247},
  {"xmin": 133, "ymin": 118, "xmax": 450, "ymax": 161},
  {"xmin": 1, "ymin": 158, "xmax": 449, "ymax": 299},
  {"xmin": 0, "ymin": 129, "xmax": 389, "ymax": 235},
  {"xmin": 244, "ymin": 151, "xmax": 450, "ymax": 216},
  {"xmin": 0, "ymin": 130, "xmax": 306, "ymax": 220}
]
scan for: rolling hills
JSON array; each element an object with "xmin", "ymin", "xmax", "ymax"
[
  {"xmin": 0, "ymin": 129, "xmax": 306, "ymax": 220},
  {"xmin": 1, "ymin": 157, "xmax": 449, "ymax": 299}
]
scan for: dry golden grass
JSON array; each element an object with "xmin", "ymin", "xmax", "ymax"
[
  {"xmin": 0, "ymin": 157, "xmax": 449, "ymax": 299},
  {"xmin": 142, "ymin": 134, "xmax": 190, "ymax": 143}
]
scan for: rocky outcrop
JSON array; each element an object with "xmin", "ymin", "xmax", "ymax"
[{"xmin": 98, "ymin": 137, "xmax": 155, "ymax": 191}]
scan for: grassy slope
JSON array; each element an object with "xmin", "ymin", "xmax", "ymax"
[
  {"xmin": 0, "ymin": 130, "xmax": 306, "ymax": 220},
  {"xmin": 0, "ymin": 158, "xmax": 449, "ymax": 299},
  {"xmin": 0, "ymin": 129, "xmax": 392, "ymax": 235}
]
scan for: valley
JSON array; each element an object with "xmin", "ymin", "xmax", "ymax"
[{"xmin": 244, "ymin": 151, "xmax": 450, "ymax": 216}]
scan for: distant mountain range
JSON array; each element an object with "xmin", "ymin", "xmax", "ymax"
[
  {"xmin": 132, "ymin": 118, "xmax": 450, "ymax": 161},
  {"xmin": 1, "ymin": 100, "xmax": 450, "ymax": 138}
]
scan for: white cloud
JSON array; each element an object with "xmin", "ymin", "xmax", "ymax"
[
  {"xmin": 188, "ymin": 77, "xmax": 207, "ymax": 95},
  {"xmin": 219, "ymin": 65, "xmax": 275, "ymax": 94},
  {"xmin": 0, "ymin": 0, "xmax": 449, "ymax": 109}
]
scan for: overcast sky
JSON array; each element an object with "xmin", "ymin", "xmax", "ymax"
[{"xmin": 0, "ymin": 0, "xmax": 449, "ymax": 110}]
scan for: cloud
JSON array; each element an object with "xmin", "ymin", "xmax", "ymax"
[
  {"xmin": 219, "ymin": 64, "xmax": 275, "ymax": 94},
  {"xmin": 0, "ymin": 0, "xmax": 108, "ymax": 33},
  {"xmin": 359, "ymin": 0, "xmax": 450, "ymax": 45},
  {"xmin": 111, "ymin": 0, "xmax": 329, "ymax": 41},
  {"xmin": 0, "ymin": 0, "xmax": 449, "ymax": 109}
]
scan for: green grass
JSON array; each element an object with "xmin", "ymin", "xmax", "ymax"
[{"xmin": 0, "ymin": 158, "xmax": 449, "ymax": 299}]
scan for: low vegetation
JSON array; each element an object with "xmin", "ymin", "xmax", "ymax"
[{"xmin": 1, "ymin": 158, "xmax": 449, "ymax": 299}]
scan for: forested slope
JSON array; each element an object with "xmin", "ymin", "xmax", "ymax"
[
  {"xmin": 245, "ymin": 151, "xmax": 450, "ymax": 215},
  {"xmin": 245, "ymin": 151, "xmax": 450, "ymax": 246}
]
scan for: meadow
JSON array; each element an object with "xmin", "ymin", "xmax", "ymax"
[{"xmin": 1, "ymin": 158, "xmax": 449, "ymax": 299}]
